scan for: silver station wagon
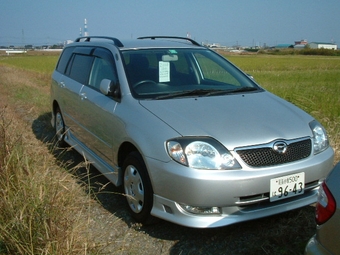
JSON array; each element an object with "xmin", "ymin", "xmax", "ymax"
[{"xmin": 51, "ymin": 36, "xmax": 334, "ymax": 228}]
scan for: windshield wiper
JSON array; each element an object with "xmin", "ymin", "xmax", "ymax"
[
  {"xmin": 207, "ymin": 86, "xmax": 258, "ymax": 96},
  {"xmin": 154, "ymin": 89, "xmax": 216, "ymax": 100},
  {"xmin": 154, "ymin": 87, "xmax": 258, "ymax": 100},
  {"xmin": 208, "ymin": 87, "xmax": 258, "ymax": 96},
  {"xmin": 227, "ymin": 87, "xmax": 258, "ymax": 94}
]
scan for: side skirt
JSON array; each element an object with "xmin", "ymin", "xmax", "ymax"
[{"xmin": 64, "ymin": 128, "xmax": 122, "ymax": 186}]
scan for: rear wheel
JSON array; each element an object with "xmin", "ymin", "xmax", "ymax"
[
  {"xmin": 54, "ymin": 107, "xmax": 67, "ymax": 147},
  {"xmin": 122, "ymin": 152, "xmax": 156, "ymax": 224}
]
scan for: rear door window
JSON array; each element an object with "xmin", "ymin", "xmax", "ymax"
[
  {"xmin": 56, "ymin": 47, "xmax": 74, "ymax": 74},
  {"xmin": 67, "ymin": 54, "xmax": 94, "ymax": 85}
]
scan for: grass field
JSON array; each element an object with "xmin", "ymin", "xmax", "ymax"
[
  {"xmin": 0, "ymin": 51, "xmax": 59, "ymax": 73},
  {"xmin": 0, "ymin": 51, "xmax": 339, "ymax": 254}
]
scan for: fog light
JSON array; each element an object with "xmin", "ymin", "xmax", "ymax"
[{"xmin": 179, "ymin": 203, "xmax": 221, "ymax": 215}]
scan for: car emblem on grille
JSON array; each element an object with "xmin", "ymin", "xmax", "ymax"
[{"xmin": 273, "ymin": 141, "xmax": 288, "ymax": 154}]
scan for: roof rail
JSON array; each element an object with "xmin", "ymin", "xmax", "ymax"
[
  {"xmin": 74, "ymin": 36, "xmax": 124, "ymax": 47},
  {"xmin": 137, "ymin": 36, "xmax": 201, "ymax": 46}
]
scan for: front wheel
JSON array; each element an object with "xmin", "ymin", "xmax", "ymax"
[{"xmin": 122, "ymin": 152, "xmax": 157, "ymax": 224}]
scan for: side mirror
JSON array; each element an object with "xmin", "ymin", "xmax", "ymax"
[
  {"xmin": 100, "ymin": 79, "xmax": 111, "ymax": 95},
  {"xmin": 100, "ymin": 79, "xmax": 121, "ymax": 102}
]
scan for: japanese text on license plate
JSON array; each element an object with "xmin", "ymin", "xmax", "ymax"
[{"xmin": 270, "ymin": 172, "xmax": 305, "ymax": 202}]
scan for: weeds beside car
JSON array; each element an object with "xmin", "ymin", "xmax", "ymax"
[{"xmin": 0, "ymin": 108, "xmax": 96, "ymax": 254}]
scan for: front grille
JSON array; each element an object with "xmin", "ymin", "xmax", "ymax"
[{"xmin": 236, "ymin": 139, "xmax": 312, "ymax": 167}]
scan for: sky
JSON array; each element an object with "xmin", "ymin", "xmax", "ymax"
[{"xmin": 1, "ymin": 0, "xmax": 339, "ymax": 47}]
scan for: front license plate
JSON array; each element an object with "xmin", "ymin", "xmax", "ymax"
[{"xmin": 270, "ymin": 172, "xmax": 305, "ymax": 202}]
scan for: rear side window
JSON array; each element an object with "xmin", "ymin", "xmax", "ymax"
[
  {"xmin": 56, "ymin": 47, "xmax": 74, "ymax": 74},
  {"xmin": 68, "ymin": 54, "xmax": 94, "ymax": 85}
]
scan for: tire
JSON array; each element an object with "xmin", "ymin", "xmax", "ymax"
[
  {"xmin": 54, "ymin": 107, "xmax": 67, "ymax": 147},
  {"xmin": 122, "ymin": 151, "xmax": 157, "ymax": 224}
]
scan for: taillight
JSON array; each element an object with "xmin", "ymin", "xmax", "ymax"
[{"xmin": 315, "ymin": 182, "xmax": 336, "ymax": 225}]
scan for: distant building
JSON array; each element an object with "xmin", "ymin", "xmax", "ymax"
[
  {"xmin": 309, "ymin": 42, "xmax": 337, "ymax": 50},
  {"xmin": 294, "ymin": 44, "xmax": 306, "ymax": 49},
  {"xmin": 295, "ymin": 39, "xmax": 308, "ymax": 45},
  {"xmin": 275, "ymin": 44, "xmax": 294, "ymax": 49}
]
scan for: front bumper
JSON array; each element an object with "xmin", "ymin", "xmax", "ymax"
[
  {"xmin": 153, "ymin": 189, "xmax": 318, "ymax": 228},
  {"xmin": 146, "ymin": 147, "xmax": 334, "ymax": 228},
  {"xmin": 305, "ymin": 235, "xmax": 331, "ymax": 255}
]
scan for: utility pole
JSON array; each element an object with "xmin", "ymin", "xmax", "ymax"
[{"xmin": 22, "ymin": 29, "xmax": 25, "ymax": 49}]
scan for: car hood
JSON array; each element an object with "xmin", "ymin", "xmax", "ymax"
[{"xmin": 139, "ymin": 92, "xmax": 314, "ymax": 150}]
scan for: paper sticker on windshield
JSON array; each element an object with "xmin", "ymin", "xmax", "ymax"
[
  {"xmin": 159, "ymin": 61, "xmax": 170, "ymax": 82},
  {"xmin": 169, "ymin": 49, "xmax": 177, "ymax": 54}
]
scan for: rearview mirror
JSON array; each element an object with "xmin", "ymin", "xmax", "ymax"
[{"xmin": 162, "ymin": 54, "xmax": 178, "ymax": 62}]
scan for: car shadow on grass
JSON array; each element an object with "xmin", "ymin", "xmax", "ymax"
[
  {"xmin": 32, "ymin": 112, "xmax": 316, "ymax": 255},
  {"xmin": 31, "ymin": 111, "xmax": 133, "ymax": 221}
]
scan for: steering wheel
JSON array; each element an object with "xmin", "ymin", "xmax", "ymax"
[{"xmin": 133, "ymin": 80, "xmax": 157, "ymax": 89}]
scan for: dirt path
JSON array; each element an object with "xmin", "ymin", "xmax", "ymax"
[{"xmin": 0, "ymin": 64, "xmax": 316, "ymax": 255}]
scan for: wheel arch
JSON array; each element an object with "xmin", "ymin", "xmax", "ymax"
[
  {"xmin": 118, "ymin": 142, "xmax": 139, "ymax": 167},
  {"xmin": 117, "ymin": 142, "xmax": 155, "ymax": 187}
]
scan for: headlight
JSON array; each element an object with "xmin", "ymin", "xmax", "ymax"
[
  {"xmin": 309, "ymin": 120, "xmax": 329, "ymax": 154},
  {"xmin": 166, "ymin": 137, "xmax": 241, "ymax": 170}
]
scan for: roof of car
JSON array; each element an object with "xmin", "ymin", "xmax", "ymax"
[{"xmin": 73, "ymin": 36, "xmax": 204, "ymax": 50}]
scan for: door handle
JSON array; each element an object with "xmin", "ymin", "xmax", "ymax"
[{"xmin": 80, "ymin": 92, "xmax": 87, "ymax": 100}]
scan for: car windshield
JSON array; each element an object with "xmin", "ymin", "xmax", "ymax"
[{"xmin": 122, "ymin": 48, "xmax": 261, "ymax": 99}]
